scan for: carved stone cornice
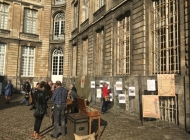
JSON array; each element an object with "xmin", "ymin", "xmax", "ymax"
[
  {"xmin": 20, "ymin": 32, "xmax": 39, "ymax": 41},
  {"xmin": 0, "ymin": 29, "xmax": 10, "ymax": 37}
]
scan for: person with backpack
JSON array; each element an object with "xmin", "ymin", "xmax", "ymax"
[
  {"xmin": 4, "ymin": 80, "xmax": 13, "ymax": 104},
  {"xmin": 30, "ymin": 81, "xmax": 48, "ymax": 139}
]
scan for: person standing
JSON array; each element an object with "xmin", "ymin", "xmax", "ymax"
[
  {"xmin": 4, "ymin": 80, "xmax": 13, "ymax": 104},
  {"xmin": 68, "ymin": 84, "xmax": 79, "ymax": 113},
  {"xmin": 101, "ymin": 82, "xmax": 109, "ymax": 114},
  {"xmin": 68, "ymin": 84, "xmax": 79, "ymax": 101},
  {"xmin": 30, "ymin": 81, "xmax": 48, "ymax": 139},
  {"xmin": 51, "ymin": 81, "xmax": 68, "ymax": 138},
  {"xmin": 45, "ymin": 80, "xmax": 53, "ymax": 99},
  {"xmin": 20, "ymin": 79, "xmax": 31, "ymax": 106}
]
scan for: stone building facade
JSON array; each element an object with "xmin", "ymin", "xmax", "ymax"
[
  {"xmin": 0, "ymin": 0, "xmax": 71, "ymax": 90},
  {"xmin": 68, "ymin": 0, "xmax": 190, "ymax": 131}
]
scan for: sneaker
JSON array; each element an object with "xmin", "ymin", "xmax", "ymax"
[{"xmin": 101, "ymin": 112, "xmax": 104, "ymax": 114}]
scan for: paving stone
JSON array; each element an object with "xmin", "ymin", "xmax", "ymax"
[{"xmin": 0, "ymin": 94, "xmax": 190, "ymax": 140}]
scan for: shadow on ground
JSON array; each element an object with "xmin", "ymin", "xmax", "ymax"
[{"xmin": 0, "ymin": 93, "xmax": 25, "ymax": 111}]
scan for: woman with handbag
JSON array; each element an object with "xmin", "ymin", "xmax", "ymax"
[
  {"xmin": 101, "ymin": 82, "xmax": 109, "ymax": 114},
  {"xmin": 30, "ymin": 82, "xmax": 48, "ymax": 139}
]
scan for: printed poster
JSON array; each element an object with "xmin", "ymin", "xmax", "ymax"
[
  {"xmin": 129, "ymin": 87, "xmax": 135, "ymax": 96},
  {"xmin": 157, "ymin": 74, "xmax": 175, "ymax": 96},
  {"xmin": 99, "ymin": 80, "xmax": 104, "ymax": 87},
  {"xmin": 116, "ymin": 81, "xmax": 122, "ymax": 90},
  {"xmin": 109, "ymin": 93, "xmax": 113, "ymax": 102},
  {"xmin": 96, "ymin": 89, "xmax": 102, "ymax": 98},
  {"xmin": 119, "ymin": 94, "xmax": 126, "ymax": 103},
  {"xmin": 142, "ymin": 95, "xmax": 160, "ymax": 118},
  {"xmin": 91, "ymin": 81, "xmax": 95, "ymax": 88},
  {"xmin": 147, "ymin": 80, "xmax": 156, "ymax": 91}
]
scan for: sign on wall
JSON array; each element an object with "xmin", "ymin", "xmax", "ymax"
[
  {"xmin": 116, "ymin": 81, "xmax": 122, "ymax": 90},
  {"xmin": 147, "ymin": 80, "xmax": 156, "ymax": 91},
  {"xmin": 96, "ymin": 89, "xmax": 102, "ymax": 98},
  {"xmin": 129, "ymin": 87, "xmax": 135, "ymax": 96},
  {"xmin": 119, "ymin": 94, "xmax": 126, "ymax": 103},
  {"xmin": 99, "ymin": 80, "xmax": 104, "ymax": 87},
  {"xmin": 91, "ymin": 81, "xmax": 95, "ymax": 88},
  {"xmin": 142, "ymin": 95, "xmax": 160, "ymax": 118},
  {"xmin": 157, "ymin": 74, "xmax": 175, "ymax": 96}
]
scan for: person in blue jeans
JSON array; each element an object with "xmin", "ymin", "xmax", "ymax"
[
  {"xmin": 20, "ymin": 93, "xmax": 29, "ymax": 105},
  {"xmin": 51, "ymin": 81, "xmax": 68, "ymax": 138}
]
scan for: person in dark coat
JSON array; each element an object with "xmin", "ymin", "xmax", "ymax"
[
  {"xmin": 68, "ymin": 84, "xmax": 79, "ymax": 101},
  {"xmin": 68, "ymin": 84, "xmax": 79, "ymax": 113},
  {"xmin": 44, "ymin": 80, "xmax": 53, "ymax": 99},
  {"xmin": 20, "ymin": 79, "xmax": 32, "ymax": 106},
  {"xmin": 4, "ymin": 80, "xmax": 13, "ymax": 104},
  {"xmin": 30, "ymin": 81, "xmax": 48, "ymax": 139}
]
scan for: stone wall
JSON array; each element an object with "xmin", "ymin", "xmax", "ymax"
[
  {"xmin": 1, "ymin": 0, "xmax": 51, "ymax": 92},
  {"xmin": 68, "ymin": 0, "xmax": 190, "ymax": 130},
  {"xmin": 185, "ymin": 0, "xmax": 190, "ymax": 131}
]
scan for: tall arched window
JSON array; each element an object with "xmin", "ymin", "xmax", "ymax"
[
  {"xmin": 51, "ymin": 48, "xmax": 63, "ymax": 83},
  {"xmin": 0, "ymin": 43, "xmax": 6, "ymax": 76},
  {"xmin": 53, "ymin": 12, "xmax": 65, "ymax": 40}
]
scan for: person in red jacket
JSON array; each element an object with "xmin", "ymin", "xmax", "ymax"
[{"xmin": 101, "ymin": 82, "xmax": 109, "ymax": 114}]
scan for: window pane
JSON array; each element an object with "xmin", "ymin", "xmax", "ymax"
[
  {"xmin": 95, "ymin": 31, "xmax": 103, "ymax": 75},
  {"xmin": 153, "ymin": 0, "xmax": 179, "ymax": 74},
  {"xmin": 74, "ymin": 5, "xmax": 78, "ymax": 29},
  {"xmin": 54, "ymin": 13, "xmax": 65, "ymax": 39},
  {"xmin": 116, "ymin": 16, "xmax": 130, "ymax": 75},
  {"xmin": 21, "ymin": 46, "xmax": 35, "ymax": 76},
  {"xmin": 0, "ymin": 4, "xmax": 8, "ymax": 29},
  {"xmin": 0, "ymin": 43, "xmax": 6, "ymax": 75},
  {"xmin": 52, "ymin": 49, "xmax": 63, "ymax": 75},
  {"xmin": 24, "ymin": 9, "xmax": 37, "ymax": 34}
]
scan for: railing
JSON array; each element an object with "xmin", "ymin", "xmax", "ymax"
[
  {"xmin": 53, "ymin": 34, "xmax": 65, "ymax": 40},
  {"xmin": 55, "ymin": 0, "xmax": 66, "ymax": 5}
]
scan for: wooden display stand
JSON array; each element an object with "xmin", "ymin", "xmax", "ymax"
[{"xmin": 77, "ymin": 97, "xmax": 101, "ymax": 140}]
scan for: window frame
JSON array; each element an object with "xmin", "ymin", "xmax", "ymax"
[
  {"xmin": 53, "ymin": 12, "xmax": 65, "ymax": 40},
  {"xmin": 115, "ymin": 16, "xmax": 131, "ymax": 75},
  {"xmin": 97, "ymin": 0, "xmax": 104, "ymax": 9},
  {"xmin": 73, "ymin": 4, "xmax": 78, "ymax": 29},
  {"xmin": 24, "ymin": 8, "xmax": 37, "ymax": 34},
  {"xmin": 0, "ymin": 43, "xmax": 6, "ymax": 76},
  {"xmin": 0, "ymin": 3, "xmax": 9, "ymax": 30},
  {"xmin": 83, "ymin": 0, "xmax": 89, "ymax": 21},
  {"xmin": 82, "ymin": 39, "xmax": 88, "ymax": 76},
  {"xmin": 72, "ymin": 46, "xmax": 77, "ymax": 77},
  {"xmin": 95, "ymin": 30, "xmax": 104, "ymax": 76},
  {"xmin": 21, "ymin": 46, "xmax": 35, "ymax": 77},
  {"xmin": 152, "ymin": 0, "xmax": 180, "ymax": 74},
  {"xmin": 52, "ymin": 48, "xmax": 64, "ymax": 76}
]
